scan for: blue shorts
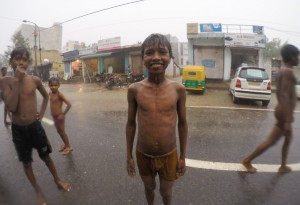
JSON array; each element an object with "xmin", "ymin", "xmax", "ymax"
[{"xmin": 12, "ymin": 120, "xmax": 52, "ymax": 163}]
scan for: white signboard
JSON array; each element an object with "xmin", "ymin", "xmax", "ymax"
[
  {"xmin": 224, "ymin": 34, "xmax": 266, "ymax": 48},
  {"xmin": 79, "ymin": 46, "xmax": 97, "ymax": 56},
  {"xmin": 98, "ymin": 37, "xmax": 121, "ymax": 51}
]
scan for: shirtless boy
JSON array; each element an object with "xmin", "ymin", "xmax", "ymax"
[
  {"xmin": 242, "ymin": 44, "xmax": 299, "ymax": 173},
  {"xmin": 126, "ymin": 33, "xmax": 188, "ymax": 205},
  {"xmin": 49, "ymin": 77, "xmax": 72, "ymax": 155},
  {"xmin": 0, "ymin": 47, "xmax": 71, "ymax": 205}
]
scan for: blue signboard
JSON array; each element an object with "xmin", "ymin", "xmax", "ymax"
[
  {"xmin": 200, "ymin": 24, "xmax": 222, "ymax": 32},
  {"xmin": 253, "ymin": 25, "xmax": 263, "ymax": 34}
]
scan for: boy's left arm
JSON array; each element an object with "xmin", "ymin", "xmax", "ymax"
[
  {"xmin": 176, "ymin": 85, "xmax": 188, "ymax": 177},
  {"xmin": 36, "ymin": 78, "xmax": 48, "ymax": 120}
]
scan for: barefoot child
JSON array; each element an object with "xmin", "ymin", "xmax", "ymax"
[
  {"xmin": 126, "ymin": 33, "xmax": 188, "ymax": 205},
  {"xmin": 242, "ymin": 44, "xmax": 299, "ymax": 173},
  {"xmin": 48, "ymin": 77, "xmax": 72, "ymax": 155},
  {"xmin": 0, "ymin": 47, "xmax": 71, "ymax": 205}
]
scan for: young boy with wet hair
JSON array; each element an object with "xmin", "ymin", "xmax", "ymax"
[
  {"xmin": 0, "ymin": 47, "xmax": 71, "ymax": 205},
  {"xmin": 126, "ymin": 33, "xmax": 188, "ymax": 205},
  {"xmin": 242, "ymin": 44, "xmax": 299, "ymax": 173}
]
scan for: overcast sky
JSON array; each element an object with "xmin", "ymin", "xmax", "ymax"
[{"xmin": 1, "ymin": 0, "xmax": 300, "ymax": 54}]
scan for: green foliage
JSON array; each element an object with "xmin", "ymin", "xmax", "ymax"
[
  {"xmin": 0, "ymin": 32, "xmax": 31, "ymax": 66},
  {"xmin": 11, "ymin": 31, "xmax": 30, "ymax": 50},
  {"xmin": 263, "ymin": 38, "xmax": 286, "ymax": 59}
]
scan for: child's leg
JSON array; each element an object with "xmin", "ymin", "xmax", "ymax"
[
  {"xmin": 55, "ymin": 118, "xmax": 71, "ymax": 148},
  {"xmin": 22, "ymin": 162, "xmax": 46, "ymax": 205},
  {"xmin": 41, "ymin": 155, "xmax": 71, "ymax": 191},
  {"xmin": 141, "ymin": 175, "xmax": 156, "ymax": 205},
  {"xmin": 242, "ymin": 125, "xmax": 283, "ymax": 173},
  {"xmin": 159, "ymin": 178, "xmax": 175, "ymax": 205},
  {"xmin": 279, "ymin": 133, "xmax": 293, "ymax": 172}
]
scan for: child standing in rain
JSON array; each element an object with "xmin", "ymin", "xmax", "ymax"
[
  {"xmin": 242, "ymin": 44, "xmax": 299, "ymax": 173},
  {"xmin": 0, "ymin": 47, "xmax": 71, "ymax": 205},
  {"xmin": 48, "ymin": 77, "xmax": 73, "ymax": 155},
  {"xmin": 126, "ymin": 33, "xmax": 188, "ymax": 205}
]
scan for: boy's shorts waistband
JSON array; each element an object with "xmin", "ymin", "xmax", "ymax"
[{"xmin": 136, "ymin": 147, "xmax": 177, "ymax": 159}]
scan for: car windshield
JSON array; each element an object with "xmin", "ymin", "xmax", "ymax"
[{"xmin": 239, "ymin": 67, "xmax": 269, "ymax": 80}]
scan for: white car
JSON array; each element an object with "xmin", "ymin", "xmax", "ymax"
[{"xmin": 230, "ymin": 66, "xmax": 271, "ymax": 106}]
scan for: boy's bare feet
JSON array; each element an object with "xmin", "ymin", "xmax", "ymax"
[
  {"xmin": 56, "ymin": 180, "xmax": 71, "ymax": 192},
  {"xmin": 241, "ymin": 159, "xmax": 257, "ymax": 173},
  {"xmin": 58, "ymin": 145, "xmax": 66, "ymax": 152},
  {"xmin": 62, "ymin": 147, "xmax": 73, "ymax": 155},
  {"xmin": 278, "ymin": 165, "xmax": 292, "ymax": 173},
  {"xmin": 37, "ymin": 191, "xmax": 47, "ymax": 205}
]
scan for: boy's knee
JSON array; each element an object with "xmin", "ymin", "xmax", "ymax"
[
  {"xmin": 41, "ymin": 155, "xmax": 51, "ymax": 163},
  {"xmin": 144, "ymin": 180, "xmax": 156, "ymax": 192},
  {"xmin": 22, "ymin": 161, "xmax": 32, "ymax": 169},
  {"xmin": 160, "ymin": 187, "xmax": 172, "ymax": 198}
]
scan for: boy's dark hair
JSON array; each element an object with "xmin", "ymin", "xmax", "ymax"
[
  {"xmin": 281, "ymin": 44, "xmax": 299, "ymax": 63},
  {"xmin": 10, "ymin": 47, "xmax": 31, "ymax": 63},
  {"xmin": 49, "ymin": 77, "xmax": 60, "ymax": 85},
  {"xmin": 141, "ymin": 33, "xmax": 173, "ymax": 58}
]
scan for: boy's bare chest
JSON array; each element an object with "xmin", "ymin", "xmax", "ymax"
[
  {"xmin": 19, "ymin": 81, "xmax": 36, "ymax": 98},
  {"xmin": 136, "ymin": 89, "xmax": 178, "ymax": 111}
]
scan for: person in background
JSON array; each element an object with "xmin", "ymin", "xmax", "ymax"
[
  {"xmin": 1, "ymin": 66, "xmax": 11, "ymax": 126},
  {"xmin": 242, "ymin": 44, "xmax": 299, "ymax": 173},
  {"xmin": 48, "ymin": 77, "xmax": 73, "ymax": 155}
]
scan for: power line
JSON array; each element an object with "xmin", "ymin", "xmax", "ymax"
[{"xmin": 40, "ymin": 0, "xmax": 145, "ymax": 31}]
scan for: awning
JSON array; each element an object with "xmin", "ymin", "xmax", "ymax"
[{"xmin": 79, "ymin": 52, "xmax": 112, "ymax": 60}]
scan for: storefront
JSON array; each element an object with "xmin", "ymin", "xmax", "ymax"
[{"xmin": 62, "ymin": 50, "xmax": 80, "ymax": 79}]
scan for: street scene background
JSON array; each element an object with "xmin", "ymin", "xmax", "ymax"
[{"xmin": 0, "ymin": 82, "xmax": 300, "ymax": 205}]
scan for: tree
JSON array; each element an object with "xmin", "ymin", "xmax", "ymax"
[
  {"xmin": 0, "ymin": 31, "xmax": 31, "ymax": 66},
  {"xmin": 263, "ymin": 38, "xmax": 286, "ymax": 59},
  {"xmin": 11, "ymin": 31, "xmax": 30, "ymax": 50}
]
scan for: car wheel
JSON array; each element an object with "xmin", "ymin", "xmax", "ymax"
[
  {"xmin": 262, "ymin": 100, "xmax": 270, "ymax": 106},
  {"xmin": 232, "ymin": 94, "xmax": 238, "ymax": 104}
]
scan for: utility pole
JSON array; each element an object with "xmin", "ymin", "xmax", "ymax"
[{"xmin": 22, "ymin": 20, "xmax": 42, "ymax": 74}]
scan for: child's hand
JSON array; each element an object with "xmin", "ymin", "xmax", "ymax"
[
  {"xmin": 36, "ymin": 112, "xmax": 41, "ymax": 121},
  {"xmin": 15, "ymin": 66, "xmax": 26, "ymax": 80},
  {"xmin": 127, "ymin": 158, "xmax": 136, "ymax": 177},
  {"xmin": 176, "ymin": 159, "xmax": 186, "ymax": 177}
]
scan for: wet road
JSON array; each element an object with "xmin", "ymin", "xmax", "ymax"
[{"xmin": 0, "ymin": 83, "xmax": 300, "ymax": 205}]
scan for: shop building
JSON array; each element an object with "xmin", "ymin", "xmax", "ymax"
[{"xmin": 187, "ymin": 23, "xmax": 266, "ymax": 80}]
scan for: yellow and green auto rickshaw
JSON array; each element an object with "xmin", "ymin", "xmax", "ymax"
[{"xmin": 182, "ymin": 65, "xmax": 206, "ymax": 94}]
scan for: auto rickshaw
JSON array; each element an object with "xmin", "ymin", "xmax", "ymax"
[{"xmin": 182, "ymin": 65, "xmax": 206, "ymax": 94}]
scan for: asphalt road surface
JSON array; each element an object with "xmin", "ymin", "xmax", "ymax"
[{"xmin": 0, "ymin": 83, "xmax": 300, "ymax": 205}]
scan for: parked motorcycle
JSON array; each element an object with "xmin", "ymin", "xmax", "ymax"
[
  {"xmin": 126, "ymin": 72, "xmax": 145, "ymax": 84},
  {"xmin": 95, "ymin": 72, "xmax": 108, "ymax": 85},
  {"xmin": 105, "ymin": 74, "xmax": 122, "ymax": 89}
]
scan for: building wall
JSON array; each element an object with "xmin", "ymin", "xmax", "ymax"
[
  {"xmin": 17, "ymin": 23, "xmax": 62, "ymax": 52},
  {"xmin": 63, "ymin": 40, "xmax": 86, "ymax": 52}
]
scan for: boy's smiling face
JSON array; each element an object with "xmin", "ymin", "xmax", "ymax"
[{"xmin": 143, "ymin": 44, "xmax": 171, "ymax": 75}]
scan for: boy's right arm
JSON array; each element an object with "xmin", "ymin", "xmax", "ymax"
[
  {"xmin": 126, "ymin": 86, "xmax": 137, "ymax": 177},
  {"xmin": 0, "ymin": 77, "xmax": 19, "ymax": 112}
]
